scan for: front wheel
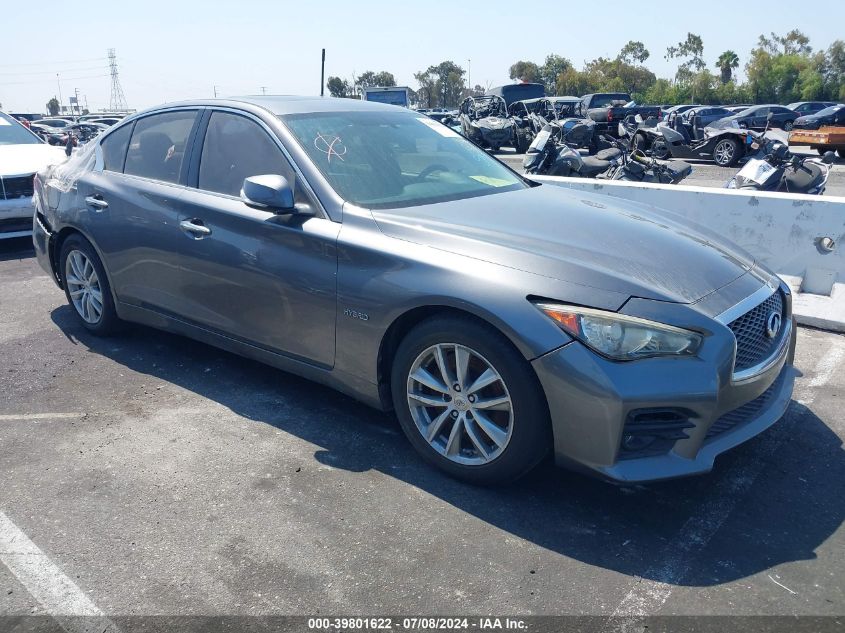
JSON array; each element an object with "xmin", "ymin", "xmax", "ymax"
[
  {"xmin": 650, "ymin": 138, "xmax": 670, "ymax": 160},
  {"xmin": 60, "ymin": 234, "xmax": 120, "ymax": 335},
  {"xmin": 783, "ymin": 121, "xmax": 794, "ymax": 131},
  {"xmin": 391, "ymin": 316, "xmax": 551, "ymax": 485},
  {"xmin": 713, "ymin": 138, "xmax": 740, "ymax": 167}
]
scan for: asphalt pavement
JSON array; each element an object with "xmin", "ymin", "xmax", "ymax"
[{"xmin": 0, "ymin": 236, "xmax": 843, "ymax": 631}]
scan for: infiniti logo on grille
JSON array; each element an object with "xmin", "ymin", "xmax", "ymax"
[{"xmin": 766, "ymin": 311, "xmax": 782, "ymax": 339}]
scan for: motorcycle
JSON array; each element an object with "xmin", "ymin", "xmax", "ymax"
[
  {"xmin": 524, "ymin": 122, "xmax": 692, "ymax": 184},
  {"xmin": 726, "ymin": 133, "xmax": 835, "ymax": 195}
]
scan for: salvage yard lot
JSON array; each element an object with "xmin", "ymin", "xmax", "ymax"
[
  {"xmin": 500, "ymin": 145, "xmax": 845, "ymax": 197},
  {"xmin": 1, "ymin": 237, "xmax": 844, "ymax": 622}
]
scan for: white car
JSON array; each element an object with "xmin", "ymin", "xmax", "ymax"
[{"xmin": 1, "ymin": 112, "xmax": 66, "ymax": 239}]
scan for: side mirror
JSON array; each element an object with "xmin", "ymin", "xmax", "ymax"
[
  {"xmin": 241, "ymin": 174, "xmax": 296, "ymax": 212},
  {"xmin": 822, "ymin": 151, "xmax": 836, "ymax": 165},
  {"xmin": 766, "ymin": 112, "xmax": 774, "ymax": 121}
]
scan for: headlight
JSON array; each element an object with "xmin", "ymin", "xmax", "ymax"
[{"xmin": 534, "ymin": 303, "xmax": 702, "ymax": 360}]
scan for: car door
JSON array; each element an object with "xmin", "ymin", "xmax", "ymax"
[
  {"xmin": 175, "ymin": 109, "xmax": 339, "ymax": 367},
  {"xmin": 79, "ymin": 108, "xmax": 201, "ymax": 314},
  {"xmin": 749, "ymin": 107, "xmax": 768, "ymax": 129}
]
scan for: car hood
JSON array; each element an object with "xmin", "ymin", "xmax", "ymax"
[
  {"xmin": 372, "ymin": 185, "xmax": 755, "ymax": 305},
  {"xmin": 475, "ymin": 117, "xmax": 513, "ymax": 130},
  {"xmin": 0, "ymin": 143, "xmax": 67, "ymax": 177}
]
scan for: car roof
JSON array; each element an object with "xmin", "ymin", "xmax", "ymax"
[
  {"xmin": 546, "ymin": 96, "xmax": 580, "ymax": 102},
  {"xmin": 128, "ymin": 96, "xmax": 408, "ymax": 119}
]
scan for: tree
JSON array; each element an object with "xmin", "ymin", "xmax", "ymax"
[
  {"xmin": 538, "ymin": 54, "xmax": 572, "ymax": 94},
  {"xmin": 508, "ymin": 60, "xmax": 540, "ymax": 83},
  {"xmin": 666, "ymin": 33, "xmax": 705, "ymax": 85},
  {"xmin": 46, "ymin": 98, "xmax": 59, "ymax": 116},
  {"xmin": 326, "ymin": 76, "xmax": 352, "ymax": 98},
  {"xmin": 619, "ymin": 41, "xmax": 649, "ymax": 65},
  {"xmin": 414, "ymin": 61, "xmax": 466, "ymax": 108},
  {"xmin": 758, "ymin": 30, "xmax": 812, "ymax": 56},
  {"xmin": 356, "ymin": 70, "xmax": 396, "ymax": 89},
  {"xmin": 716, "ymin": 50, "xmax": 740, "ymax": 84}
]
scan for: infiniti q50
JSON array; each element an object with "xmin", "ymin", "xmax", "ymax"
[{"xmin": 33, "ymin": 97, "xmax": 796, "ymax": 484}]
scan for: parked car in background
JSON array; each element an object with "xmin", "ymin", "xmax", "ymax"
[
  {"xmin": 580, "ymin": 93, "xmax": 662, "ymax": 137},
  {"xmin": 65, "ymin": 122, "xmax": 109, "ymax": 144},
  {"xmin": 662, "ymin": 104, "xmax": 700, "ymax": 119},
  {"xmin": 787, "ymin": 101, "xmax": 838, "ymax": 117},
  {"xmin": 680, "ymin": 106, "xmax": 734, "ymax": 128},
  {"xmin": 0, "ymin": 111, "xmax": 66, "ymax": 238},
  {"xmin": 33, "ymin": 118, "xmax": 74, "ymax": 129},
  {"xmin": 88, "ymin": 117, "xmax": 122, "ymax": 127},
  {"xmin": 708, "ymin": 105, "xmax": 798, "ymax": 131},
  {"xmin": 32, "ymin": 96, "xmax": 796, "ymax": 484},
  {"xmin": 792, "ymin": 104, "xmax": 845, "ymax": 130},
  {"xmin": 30, "ymin": 123, "xmax": 67, "ymax": 146}
]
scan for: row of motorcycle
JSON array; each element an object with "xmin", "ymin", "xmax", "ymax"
[{"xmin": 523, "ymin": 114, "xmax": 836, "ymax": 195}]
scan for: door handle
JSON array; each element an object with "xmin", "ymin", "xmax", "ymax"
[
  {"xmin": 84, "ymin": 195, "xmax": 108, "ymax": 211},
  {"xmin": 179, "ymin": 219, "xmax": 212, "ymax": 237}
]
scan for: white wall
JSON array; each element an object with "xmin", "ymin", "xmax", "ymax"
[{"xmin": 536, "ymin": 176, "xmax": 845, "ymax": 332}]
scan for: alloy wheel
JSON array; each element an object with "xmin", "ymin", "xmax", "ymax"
[
  {"xmin": 406, "ymin": 343, "xmax": 513, "ymax": 465},
  {"xmin": 714, "ymin": 139, "xmax": 736, "ymax": 166},
  {"xmin": 65, "ymin": 250, "xmax": 103, "ymax": 324}
]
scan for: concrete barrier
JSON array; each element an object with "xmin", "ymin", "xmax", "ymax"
[{"xmin": 535, "ymin": 176, "xmax": 845, "ymax": 333}]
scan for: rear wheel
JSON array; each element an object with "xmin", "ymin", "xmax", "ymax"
[
  {"xmin": 60, "ymin": 234, "xmax": 120, "ymax": 335},
  {"xmin": 713, "ymin": 138, "xmax": 740, "ymax": 167},
  {"xmin": 514, "ymin": 129, "xmax": 531, "ymax": 154},
  {"xmin": 391, "ymin": 316, "xmax": 551, "ymax": 485},
  {"xmin": 783, "ymin": 120, "xmax": 794, "ymax": 131}
]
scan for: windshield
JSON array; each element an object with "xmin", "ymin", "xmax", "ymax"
[
  {"xmin": 0, "ymin": 113, "xmax": 43, "ymax": 145},
  {"xmin": 282, "ymin": 111, "xmax": 527, "ymax": 209},
  {"xmin": 591, "ymin": 94, "xmax": 630, "ymax": 108},
  {"xmin": 815, "ymin": 104, "xmax": 844, "ymax": 117}
]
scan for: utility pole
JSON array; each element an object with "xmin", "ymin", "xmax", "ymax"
[
  {"xmin": 56, "ymin": 73, "xmax": 62, "ymax": 113},
  {"xmin": 468, "ymin": 59, "xmax": 471, "ymax": 91},
  {"xmin": 320, "ymin": 48, "xmax": 326, "ymax": 97},
  {"xmin": 213, "ymin": 85, "xmax": 218, "ymax": 98},
  {"xmin": 108, "ymin": 48, "xmax": 128, "ymax": 112},
  {"xmin": 74, "ymin": 88, "xmax": 80, "ymax": 115},
  {"xmin": 260, "ymin": 86, "xmax": 267, "ymax": 95}
]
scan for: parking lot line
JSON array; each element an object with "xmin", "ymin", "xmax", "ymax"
[
  {"xmin": 0, "ymin": 413, "xmax": 84, "ymax": 421},
  {"xmin": 604, "ymin": 334, "xmax": 841, "ymax": 630},
  {"xmin": 0, "ymin": 511, "xmax": 116, "ymax": 632}
]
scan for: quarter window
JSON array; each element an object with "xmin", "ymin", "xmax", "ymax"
[
  {"xmin": 124, "ymin": 111, "xmax": 197, "ymax": 184},
  {"xmin": 100, "ymin": 123, "xmax": 133, "ymax": 173},
  {"xmin": 198, "ymin": 112, "xmax": 293, "ymax": 197}
]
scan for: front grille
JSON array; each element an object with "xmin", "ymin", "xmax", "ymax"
[
  {"xmin": 727, "ymin": 290, "xmax": 785, "ymax": 372},
  {"xmin": 1, "ymin": 174, "xmax": 35, "ymax": 200},
  {"xmin": 705, "ymin": 372, "xmax": 786, "ymax": 441},
  {"xmin": 618, "ymin": 408, "xmax": 695, "ymax": 460}
]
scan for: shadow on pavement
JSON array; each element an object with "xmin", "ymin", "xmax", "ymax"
[
  {"xmin": 51, "ymin": 306, "xmax": 845, "ymax": 588},
  {"xmin": 0, "ymin": 236, "xmax": 35, "ymax": 262}
]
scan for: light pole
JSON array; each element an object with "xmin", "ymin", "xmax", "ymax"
[
  {"xmin": 468, "ymin": 59, "xmax": 471, "ymax": 91},
  {"xmin": 56, "ymin": 73, "xmax": 62, "ymax": 113}
]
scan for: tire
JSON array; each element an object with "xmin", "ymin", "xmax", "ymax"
[
  {"xmin": 632, "ymin": 133, "xmax": 650, "ymax": 152},
  {"xmin": 59, "ymin": 234, "xmax": 120, "ymax": 335},
  {"xmin": 514, "ymin": 129, "xmax": 531, "ymax": 154},
  {"xmin": 651, "ymin": 138, "xmax": 669, "ymax": 160},
  {"xmin": 390, "ymin": 316, "xmax": 551, "ymax": 485},
  {"xmin": 783, "ymin": 120, "xmax": 794, "ymax": 131},
  {"xmin": 838, "ymin": 149, "xmax": 845, "ymax": 159},
  {"xmin": 713, "ymin": 137, "xmax": 740, "ymax": 167}
]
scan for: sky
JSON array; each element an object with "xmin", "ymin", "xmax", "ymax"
[{"xmin": 2, "ymin": 0, "xmax": 844, "ymax": 113}]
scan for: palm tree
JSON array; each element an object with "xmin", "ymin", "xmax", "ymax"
[{"xmin": 716, "ymin": 51, "xmax": 740, "ymax": 84}]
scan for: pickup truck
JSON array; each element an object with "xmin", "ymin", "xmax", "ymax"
[{"xmin": 579, "ymin": 93, "xmax": 662, "ymax": 136}]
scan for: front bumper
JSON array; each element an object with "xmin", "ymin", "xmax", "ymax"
[
  {"xmin": 532, "ymin": 293, "xmax": 797, "ymax": 483},
  {"xmin": 0, "ymin": 196, "xmax": 35, "ymax": 239}
]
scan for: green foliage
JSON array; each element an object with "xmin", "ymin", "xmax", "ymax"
[
  {"xmin": 538, "ymin": 55, "xmax": 572, "ymax": 94},
  {"xmin": 414, "ymin": 61, "xmax": 466, "ymax": 108},
  {"xmin": 326, "ymin": 76, "xmax": 352, "ymax": 98},
  {"xmin": 716, "ymin": 51, "xmax": 740, "ymax": 84},
  {"xmin": 619, "ymin": 41, "xmax": 650, "ymax": 65},
  {"xmin": 356, "ymin": 70, "xmax": 397, "ymax": 89},
  {"xmin": 666, "ymin": 33, "xmax": 706, "ymax": 83},
  {"xmin": 46, "ymin": 97, "xmax": 60, "ymax": 116},
  {"xmin": 508, "ymin": 61, "xmax": 540, "ymax": 83}
]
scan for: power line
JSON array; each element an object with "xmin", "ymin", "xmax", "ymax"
[
  {"xmin": 0, "ymin": 57, "xmax": 107, "ymax": 68},
  {"xmin": 0, "ymin": 74, "xmax": 109, "ymax": 86},
  {"xmin": 0, "ymin": 66, "xmax": 107, "ymax": 76}
]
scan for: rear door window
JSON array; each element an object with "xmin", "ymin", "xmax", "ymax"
[{"xmin": 124, "ymin": 111, "xmax": 198, "ymax": 184}]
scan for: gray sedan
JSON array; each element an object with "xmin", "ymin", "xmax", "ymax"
[{"xmin": 32, "ymin": 97, "xmax": 796, "ymax": 484}]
